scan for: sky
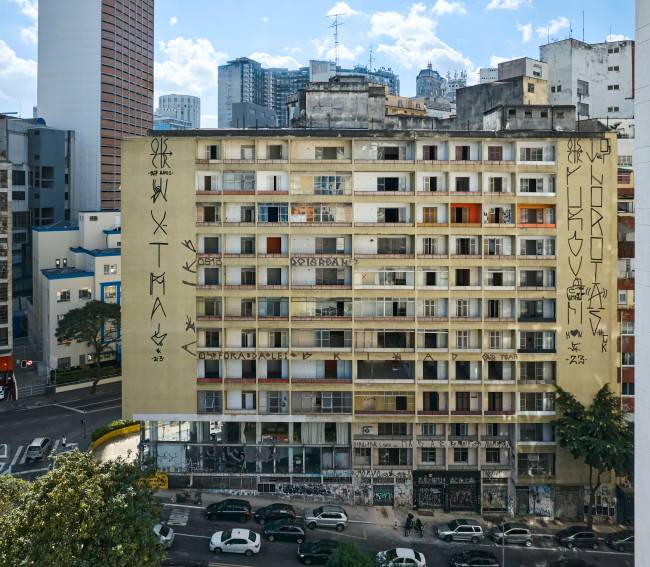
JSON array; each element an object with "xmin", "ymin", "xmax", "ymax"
[{"xmin": 0, "ymin": 0, "xmax": 635, "ymax": 127}]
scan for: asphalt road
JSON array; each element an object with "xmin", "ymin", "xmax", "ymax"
[
  {"xmin": 0, "ymin": 382, "xmax": 122, "ymax": 478},
  {"xmin": 161, "ymin": 503, "xmax": 634, "ymax": 567}
]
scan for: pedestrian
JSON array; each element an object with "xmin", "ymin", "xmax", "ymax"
[
  {"xmin": 414, "ymin": 517, "xmax": 423, "ymax": 537},
  {"xmin": 61, "ymin": 434, "xmax": 67, "ymax": 448},
  {"xmin": 404, "ymin": 512, "xmax": 414, "ymax": 536}
]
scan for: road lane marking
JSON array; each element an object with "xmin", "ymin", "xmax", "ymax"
[
  {"xmin": 316, "ymin": 527, "xmax": 367, "ymax": 541},
  {"xmin": 51, "ymin": 440, "xmax": 60, "ymax": 454},
  {"xmin": 175, "ymin": 532, "xmax": 211, "ymax": 539},
  {"xmin": 168, "ymin": 508, "xmax": 190, "ymax": 526},
  {"xmin": 162, "ymin": 502, "xmax": 204, "ymax": 509},
  {"xmin": 84, "ymin": 404, "xmax": 122, "ymax": 414},
  {"xmin": 10, "ymin": 446, "xmax": 23, "ymax": 466},
  {"xmin": 53, "ymin": 403, "xmax": 85, "ymax": 414},
  {"xmin": 0, "ymin": 444, "xmax": 7, "ymax": 459},
  {"xmin": 74, "ymin": 397, "xmax": 122, "ymax": 409},
  {"xmin": 19, "ymin": 446, "xmax": 29, "ymax": 465}
]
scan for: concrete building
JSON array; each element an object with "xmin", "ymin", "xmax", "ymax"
[
  {"xmin": 310, "ymin": 61, "xmax": 400, "ymax": 96},
  {"xmin": 218, "ymin": 58, "xmax": 273, "ymax": 128},
  {"xmin": 0, "ymin": 115, "xmax": 74, "ymax": 299},
  {"xmin": 270, "ymin": 68, "xmax": 310, "ymax": 128},
  {"xmin": 635, "ymin": 0, "xmax": 649, "ymax": 558},
  {"xmin": 0, "ymin": 153, "xmax": 14, "ymax": 390},
  {"xmin": 498, "ymin": 58, "xmax": 548, "ymax": 82},
  {"xmin": 445, "ymin": 71, "xmax": 467, "ymax": 103},
  {"xmin": 121, "ymin": 128, "xmax": 618, "ymax": 518},
  {"xmin": 417, "ymin": 64, "xmax": 447, "ymax": 98},
  {"xmin": 230, "ymin": 103, "xmax": 277, "ymax": 129},
  {"xmin": 37, "ymin": 0, "xmax": 154, "ymax": 212},
  {"xmin": 153, "ymin": 113, "xmax": 193, "ymax": 131},
  {"xmin": 541, "ymin": 39, "xmax": 635, "ymax": 119},
  {"xmin": 479, "ymin": 68, "xmax": 498, "ymax": 84},
  {"xmin": 29, "ymin": 211, "xmax": 121, "ymax": 373},
  {"xmin": 158, "ymin": 95, "xmax": 201, "ymax": 129}
]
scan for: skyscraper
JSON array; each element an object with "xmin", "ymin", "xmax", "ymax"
[
  {"xmin": 37, "ymin": 0, "xmax": 154, "ymax": 213},
  {"xmin": 218, "ymin": 58, "xmax": 273, "ymax": 128},
  {"xmin": 157, "ymin": 94, "xmax": 201, "ymax": 129}
]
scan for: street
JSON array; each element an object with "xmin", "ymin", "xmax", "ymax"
[
  {"xmin": 160, "ymin": 502, "xmax": 634, "ymax": 567},
  {"xmin": 0, "ymin": 382, "xmax": 122, "ymax": 478}
]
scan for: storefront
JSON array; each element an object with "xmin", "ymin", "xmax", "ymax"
[
  {"xmin": 413, "ymin": 471, "xmax": 481, "ymax": 512},
  {"xmin": 481, "ymin": 477, "xmax": 510, "ymax": 514}
]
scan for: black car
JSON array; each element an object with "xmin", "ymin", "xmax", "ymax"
[
  {"xmin": 205, "ymin": 499, "xmax": 252, "ymax": 523},
  {"xmin": 548, "ymin": 559, "xmax": 595, "ymax": 567},
  {"xmin": 605, "ymin": 530, "xmax": 634, "ymax": 552},
  {"xmin": 254, "ymin": 503, "xmax": 297, "ymax": 525},
  {"xmin": 297, "ymin": 539, "xmax": 340, "ymax": 565},
  {"xmin": 557, "ymin": 526, "xmax": 599, "ymax": 549},
  {"xmin": 264, "ymin": 518, "xmax": 307, "ymax": 543},
  {"xmin": 450, "ymin": 550, "xmax": 499, "ymax": 567}
]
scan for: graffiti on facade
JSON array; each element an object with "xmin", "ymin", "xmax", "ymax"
[
  {"xmin": 352, "ymin": 439, "xmax": 510, "ymax": 449},
  {"xmin": 290, "ymin": 256, "xmax": 357, "ymax": 267}
]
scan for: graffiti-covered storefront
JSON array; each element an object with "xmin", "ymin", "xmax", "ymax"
[{"xmin": 413, "ymin": 471, "xmax": 481, "ymax": 512}]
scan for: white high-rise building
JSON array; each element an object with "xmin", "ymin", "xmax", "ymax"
[
  {"xmin": 37, "ymin": 0, "xmax": 154, "ymax": 213},
  {"xmin": 158, "ymin": 94, "xmax": 201, "ymax": 129}
]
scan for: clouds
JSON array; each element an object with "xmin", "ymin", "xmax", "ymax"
[
  {"xmin": 536, "ymin": 16, "xmax": 570, "ymax": 39},
  {"xmin": 517, "ymin": 22, "xmax": 532, "ymax": 43},
  {"xmin": 311, "ymin": 37, "xmax": 363, "ymax": 63},
  {"xmin": 155, "ymin": 37, "xmax": 227, "ymax": 95},
  {"xmin": 0, "ymin": 39, "xmax": 37, "ymax": 104},
  {"xmin": 486, "ymin": 0, "xmax": 531, "ymax": 10},
  {"xmin": 326, "ymin": 2, "xmax": 359, "ymax": 17},
  {"xmin": 606, "ymin": 33, "xmax": 631, "ymax": 42},
  {"xmin": 369, "ymin": 3, "xmax": 473, "ymax": 72},
  {"xmin": 249, "ymin": 52, "xmax": 302, "ymax": 69},
  {"xmin": 431, "ymin": 0, "xmax": 467, "ymax": 16},
  {"xmin": 11, "ymin": 0, "xmax": 38, "ymax": 45},
  {"xmin": 169, "ymin": 16, "xmax": 178, "ymax": 26}
]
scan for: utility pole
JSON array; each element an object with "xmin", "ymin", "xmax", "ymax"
[{"xmin": 328, "ymin": 14, "xmax": 345, "ymax": 68}]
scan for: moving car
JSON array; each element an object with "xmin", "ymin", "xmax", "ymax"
[
  {"xmin": 205, "ymin": 498, "xmax": 252, "ymax": 523},
  {"xmin": 153, "ymin": 523, "xmax": 175, "ymax": 548},
  {"xmin": 449, "ymin": 550, "xmax": 500, "ymax": 567},
  {"xmin": 605, "ymin": 530, "xmax": 634, "ymax": 552},
  {"xmin": 376, "ymin": 548, "xmax": 426, "ymax": 567},
  {"xmin": 305, "ymin": 505, "xmax": 348, "ymax": 531},
  {"xmin": 254, "ymin": 502, "xmax": 297, "ymax": 525},
  {"xmin": 297, "ymin": 540, "xmax": 340, "ymax": 565},
  {"xmin": 25, "ymin": 437, "xmax": 51, "ymax": 462},
  {"xmin": 435, "ymin": 519, "xmax": 484, "ymax": 543},
  {"xmin": 209, "ymin": 528, "xmax": 261, "ymax": 556},
  {"xmin": 488, "ymin": 522, "xmax": 532, "ymax": 547},
  {"xmin": 556, "ymin": 526, "xmax": 599, "ymax": 549},
  {"xmin": 263, "ymin": 518, "xmax": 307, "ymax": 543}
]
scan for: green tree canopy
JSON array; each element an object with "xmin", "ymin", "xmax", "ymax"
[
  {"xmin": 552, "ymin": 384, "xmax": 633, "ymax": 527},
  {"xmin": 55, "ymin": 300, "xmax": 121, "ymax": 389},
  {"xmin": 326, "ymin": 542, "xmax": 374, "ymax": 567},
  {"xmin": 0, "ymin": 450, "xmax": 164, "ymax": 567}
]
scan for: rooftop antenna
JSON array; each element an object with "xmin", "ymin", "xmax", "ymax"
[
  {"xmin": 368, "ymin": 44, "xmax": 374, "ymax": 71},
  {"xmin": 582, "ymin": 10, "xmax": 585, "ymax": 41},
  {"xmin": 328, "ymin": 13, "xmax": 345, "ymax": 67}
]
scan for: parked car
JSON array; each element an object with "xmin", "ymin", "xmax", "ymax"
[
  {"xmin": 488, "ymin": 522, "xmax": 532, "ymax": 547},
  {"xmin": 557, "ymin": 526, "xmax": 599, "ymax": 549},
  {"xmin": 209, "ymin": 528, "xmax": 261, "ymax": 556},
  {"xmin": 376, "ymin": 548, "xmax": 426, "ymax": 567},
  {"xmin": 548, "ymin": 559, "xmax": 595, "ymax": 567},
  {"xmin": 605, "ymin": 530, "xmax": 634, "ymax": 552},
  {"xmin": 25, "ymin": 437, "xmax": 51, "ymax": 462},
  {"xmin": 153, "ymin": 523, "xmax": 175, "ymax": 548},
  {"xmin": 205, "ymin": 498, "xmax": 252, "ymax": 523},
  {"xmin": 263, "ymin": 518, "xmax": 307, "ymax": 543},
  {"xmin": 435, "ymin": 519, "xmax": 483, "ymax": 543},
  {"xmin": 449, "ymin": 550, "xmax": 500, "ymax": 567},
  {"xmin": 297, "ymin": 539, "xmax": 340, "ymax": 565},
  {"xmin": 305, "ymin": 505, "xmax": 348, "ymax": 531},
  {"xmin": 254, "ymin": 503, "xmax": 297, "ymax": 525}
]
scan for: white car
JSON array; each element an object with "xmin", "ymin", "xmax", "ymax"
[
  {"xmin": 376, "ymin": 548, "xmax": 426, "ymax": 567},
  {"xmin": 153, "ymin": 523, "xmax": 175, "ymax": 548},
  {"xmin": 209, "ymin": 528, "xmax": 261, "ymax": 556}
]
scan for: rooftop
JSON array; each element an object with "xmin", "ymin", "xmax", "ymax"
[
  {"xmin": 33, "ymin": 224, "xmax": 79, "ymax": 233},
  {"xmin": 70, "ymin": 246, "xmax": 121, "ymax": 257},
  {"xmin": 41, "ymin": 268, "xmax": 94, "ymax": 281}
]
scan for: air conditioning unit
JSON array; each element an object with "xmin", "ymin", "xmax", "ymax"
[{"xmin": 362, "ymin": 425, "xmax": 375, "ymax": 435}]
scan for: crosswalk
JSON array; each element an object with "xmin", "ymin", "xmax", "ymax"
[{"xmin": 0, "ymin": 438, "xmax": 79, "ymax": 475}]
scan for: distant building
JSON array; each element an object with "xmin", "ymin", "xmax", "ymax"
[
  {"xmin": 153, "ymin": 112, "xmax": 193, "ymax": 131},
  {"xmin": 444, "ymin": 71, "xmax": 467, "ymax": 103},
  {"xmin": 30, "ymin": 211, "xmax": 121, "ymax": 373},
  {"xmin": 269, "ymin": 67, "xmax": 310, "ymax": 127},
  {"xmin": 541, "ymin": 38, "xmax": 634, "ymax": 119},
  {"xmin": 37, "ymin": 0, "xmax": 154, "ymax": 212},
  {"xmin": 417, "ymin": 63, "xmax": 447, "ymax": 98},
  {"xmin": 479, "ymin": 68, "xmax": 498, "ymax": 84},
  {"xmin": 310, "ymin": 60, "xmax": 400, "ymax": 95},
  {"xmin": 0, "ymin": 153, "xmax": 13, "ymax": 379},
  {"xmin": 157, "ymin": 94, "xmax": 201, "ymax": 128},
  {"xmin": 498, "ymin": 57, "xmax": 547, "ymax": 81},
  {"xmin": 0, "ymin": 114, "xmax": 73, "ymax": 299},
  {"xmin": 218, "ymin": 58, "xmax": 273, "ymax": 128},
  {"xmin": 230, "ymin": 103, "xmax": 277, "ymax": 129}
]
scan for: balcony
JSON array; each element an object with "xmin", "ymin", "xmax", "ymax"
[
  {"xmin": 517, "ymin": 347, "xmax": 556, "ymax": 354},
  {"xmin": 484, "ymin": 409, "xmax": 516, "ymax": 416},
  {"xmin": 518, "ymin": 315, "xmax": 556, "ymax": 323},
  {"xmin": 223, "ymin": 377, "xmax": 257, "ymax": 384},
  {"xmin": 451, "ymin": 409, "xmax": 482, "ymax": 416},
  {"xmin": 291, "ymin": 377, "xmax": 352, "ymax": 384}
]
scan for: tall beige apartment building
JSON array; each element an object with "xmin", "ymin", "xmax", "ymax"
[{"xmin": 122, "ymin": 129, "xmax": 617, "ymax": 518}]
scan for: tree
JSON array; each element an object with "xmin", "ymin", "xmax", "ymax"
[
  {"xmin": 0, "ymin": 450, "xmax": 165, "ymax": 567},
  {"xmin": 552, "ymin": 384, "xmax": 633, "ymax": 528},
  {"xmin": 326, "ymin": 542, "xmax": 374, "ymax": 567},
  {"xmin": 55, "ymin": 300, "xmax": 121, "ymax": 391}
]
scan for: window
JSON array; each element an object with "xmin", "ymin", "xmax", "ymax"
[
  {"xmin": 485, "ymin": 448, "xmax": 501, "ymax": 464},
  {"xmin": 314, "ymin": 175, "xmax": 347, "ymax": 195},
  {"xmin": 489, "ymin": 331, "xmax": 503, "ymax": 350},
  {"xmin": 455, "ymin": 392, "xmax": 470, "ymax": 411},
  {"xmin": 455, "ymin": 269, "xmax": 470, "ymax": 286},
  {"xmin": 377, "ymin": 146, "xmax": 401, "ymax": 160},
  {"xmin": 527, "ymin": 83, "xmax": 535, "ymax": 93},
  {"xmin": 377, "ymin": 177, "xmax": 404, "ymax": 192},
  {"xmin": 315, "ymin": 146, "xmax": 344, "ymax": 159},
  {"xmin": 378, "ymin": 423, "xmax": 408, "ymax": 436},
  {"xmin": 206, "ymin": 144, "xmax": 220, "ymax": 160},
  {"xmin": 57, "ymin": 357, "xmax": 71, "ymax": 369},
  {"xmin": 455, "ymin": 145, "xmax": 471, "ymax": 160},
  {"xmin": 618, "ymin": 155, "xmax": 633, "ymax": 167},
  {"xmin": 489, "ymin": 177, "xmax": 503, "ymax": 193},
  {"xmin": 608, "ymin": 65, "xmax": 620, "ymax": 71},
  {"xmin": 453, "ymin": 448, "xmax": 468, "ymax": 463},
  {"xmin": 267, "ymin": 144, "xmax": 283, "ymax": 159},
  {"xmin": 456, "ymin": 299, "xmax": 469, "ymax": 317},
  {"xmin": 12, "ymin": 191, "xmax": 25, "ymax": 201},
  {"xmin": 57, "ymin": 289, "xmax": 71, "ymax": 302},
  {"xmin": 608, "ymin": 106, "xmax": 620, "ymax": 113},
  {"xmin": 618, "ymin": 290, "xmax": 628, "ymax": 305},
  {"xmin": 621, "ymin": 320, "xmax": 634, "ymax": 335},
  {"xmin": 551, "ymin": 86, "xmax": 555, "ymax": 92},
  {"xmin": 456, "ymin": 330, "xmax": 469, "ymax": 349},
  {"xmin": 423, "ymin": 176, "xmax": 438, "ymax": 192},
  {"xmin": 103, "ymin": 285, "xmax": 118, "ymax": 303},
  {"xmin": 12, "ymin": 170, "xmax": 26, "ymax": 185},
  {"xmin": 104, "ymin": 264, "xmax": 117, "ymax": 275},
  {"xmin": 540, "ymin": 110, "xmax": 548, "ymax": 118},
  {"xmin": 487, "ymin": 146, "xmax": 503, "ymax": 161},
  {"xmin": 488, "ymin": 392, "xmax": 503, "ymax": 411},
  {"xmin": 608, "ymin": 84, "xmax": 620, "ymax": 90},
  {"xmin": 622, "ymin": 383, "xmax": 635, "ymax": 396},
  {"xmin": 608, "ymin": 47, "xmax": 620, "ymax": 54},
  {"xmin": 78, "ymin": 288, "xmax": 92, "ymax": 300},
  {"xmin": 519, "ymin": 147, "xmax": 544, "ymax": 161},
  {"xmin": 508, "ymin": 108, "xmax": 516, "ymax": 116},
  {"xmin": 486, "ymin": 423, "xmax": 500, "ymax": 437},
  {"xmin": 519, "ymin": 392, "xmax": 555, "ymax": 412},
  {"xmin": 240, "ymin": 145, "xmax": 255, "ymax": 159},
  {"xmin": 422, "ymin": 145, "xmax": 438, "ymax": 160},
  {"xmin": 378, "ymin": 448, "xmax": 410, "ymax": 465},
  {"xmin": 224, "ymin": 172, "xmax": 255, "ymax": 191},
  {"xmin": 455, "ymin": 177, "xmax": 470, "ymax": 192},
  {"xmin": 622, "ymin": 352, "xmax": 634, "ymax": 366},
  {"xmin": 421, "ymin": 448, "xmax": 437, "ymax": 463},
  {"xmin": 556, "ymin": 84, "xmax": 562, "ymax": 92},
  {"xmin": 524, "ymin": 110, "xmax": 533, "ymax": 118},
  {"xmin": 240, "ymin": 268, "xmax": 256, "ymax": 285},
  {"xmin": 421, "ymin": 423, "xmax": 439, "ymax": 437}
]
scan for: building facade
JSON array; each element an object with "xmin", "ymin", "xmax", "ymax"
[
  {"xmin": 29, "ymin": 211, "xmax": 121, "ymax": 373},
  {"xmin": 122, "ymin": 129, "xmax": 617, "ymax": 517},
  {"xmin": 218, "ymin": 58, "xmax": 273, "ymax": 128},
  {"xmin": 158, "ymin": 94, "xmax": 201, "ymax": 129},
  {"xmin": 37, "ymin": 0, "xmax": 154, "ymax": 212},
  {"xmin": 0, "ymin": 160, "xmax": 14, "ymax": 391},
  {"xmin": 417, "ymin": 64, "xmax": 447, "ymax": 98},
  {"xmin": 479, "ymin": 68, "xmax": 498, "ymax": 84},
  {"xmin": 154, "ymin": 113, "xmax": 193, "ymax": 131},
  {"xmin": 541, "ymin": 39, "xmax": 635, "ymax": 120}
]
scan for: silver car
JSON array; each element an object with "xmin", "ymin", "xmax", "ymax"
[
  {"xmin": 435, "ymin": 519, "xmax": 483, "ymax": 543},
  {"xmin": 305, "ymin": 505, "xmax": 348, "ymax": 531},
  {"xmin": 488, "ymin": 522, "xmax": 532, "ymax": 547},
  {"xmin": 25, "ymin": 437, "xmax": 51, "ymax": 462}
]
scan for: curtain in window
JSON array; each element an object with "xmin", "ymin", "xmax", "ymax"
[
  {"xmin": 301, "ymin": 422, "xmax": 325, "ymax": 444},
  {"xmin": 336, "ymin": 423, "xmax": 349, "ymax": 445}
]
